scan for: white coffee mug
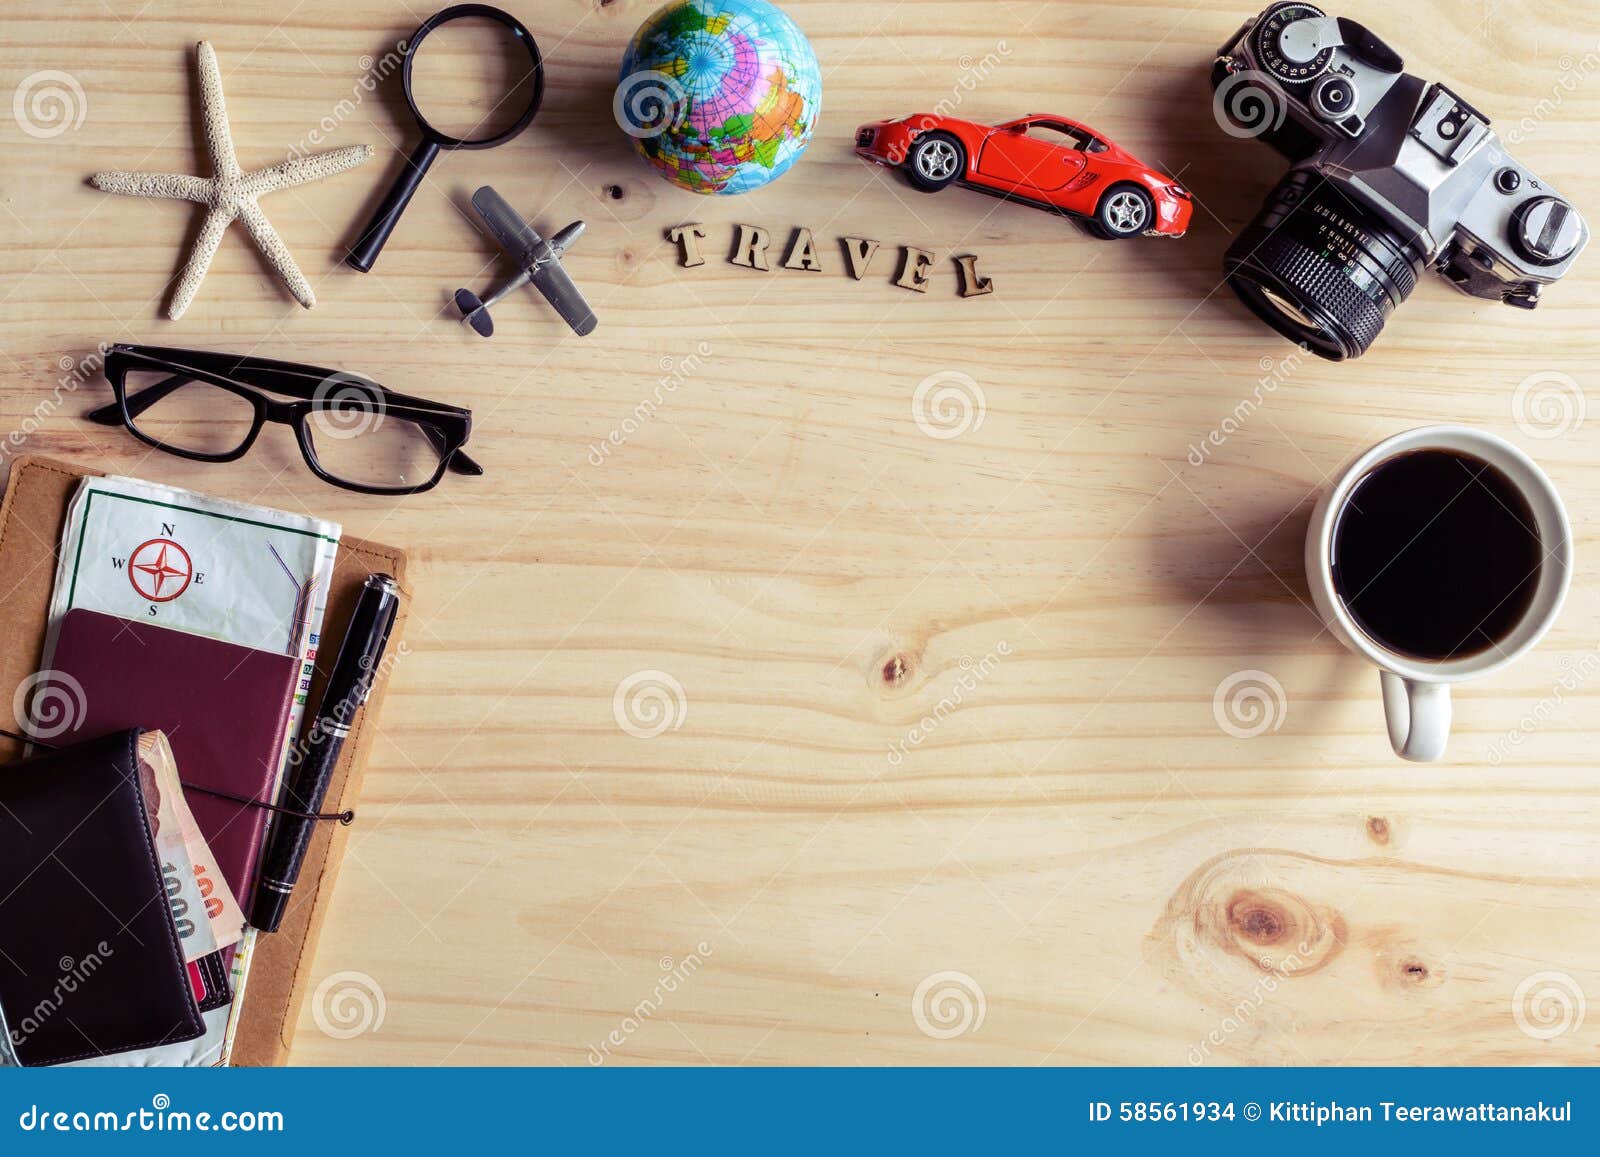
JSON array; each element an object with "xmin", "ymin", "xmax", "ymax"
[{"xmin": 1304, "ymin": 425, "xmax": 1572, "ymax": 762}]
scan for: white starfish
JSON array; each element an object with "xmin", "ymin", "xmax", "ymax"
[{"xmin": 90, "ymin": 41, "xmax": 372, "ymax": 320}]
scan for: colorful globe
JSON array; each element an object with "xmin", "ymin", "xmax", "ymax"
[{"xmin": 616, "ymin": 0, "xmax": 821, "ymax": 195}]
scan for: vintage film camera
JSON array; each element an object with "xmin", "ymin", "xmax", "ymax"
[{"xmin": 1213, "ymin": 2, "xmax": 1587, "ymax": 359}]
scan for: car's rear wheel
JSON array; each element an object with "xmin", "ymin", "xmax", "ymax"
[
  {"xmin": 905, "ymin": 133, "xmax": 965, "ymax": 192},
  {"xmin": 1094, "ymin": 184, "xmax": 1154, "ymax": 239}
]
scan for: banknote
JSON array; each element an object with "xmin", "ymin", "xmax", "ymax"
[
  {"xmin": 137, "ymin": 731, "xmax": 244, "ymax": 958},
  {"xmin": 178, "ymin": 817, "xmax": 247, "ymax": 953}
]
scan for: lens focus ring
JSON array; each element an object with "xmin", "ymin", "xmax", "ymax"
[
  {"xmin": 1224, "ymin": 172, "xmax": 1424, "ymax": 360},
  {"xmin": 1242, "ymin": 231, "xmax": 1392, "ymax": 354}
]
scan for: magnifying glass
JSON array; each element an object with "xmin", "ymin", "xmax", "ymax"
[{"xmin": 346, "ymin": 3, "xmax": 544, "ymax": 272}]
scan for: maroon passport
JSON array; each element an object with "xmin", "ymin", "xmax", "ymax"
[{"xmin": 45, "ymin": 608, "xmax": 300, "ymax": 900}]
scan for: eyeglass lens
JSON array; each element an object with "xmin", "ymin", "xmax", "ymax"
[{"xmin": 122, "ymin": 370, "xmax": 451, "ymax": 491}]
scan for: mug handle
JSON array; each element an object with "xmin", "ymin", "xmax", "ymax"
[{"xmin": 1379, "ymin": 672, "xmax": 1451, "ymax": 762}]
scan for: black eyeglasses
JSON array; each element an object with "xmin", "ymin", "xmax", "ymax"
[{"xmin": 88, "ymin": 344, "xmax": 484, "ymax": 495}]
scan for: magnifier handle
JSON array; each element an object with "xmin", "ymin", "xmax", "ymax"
[{"xmin": 346, "ymin": 139, "xmax": 441, "ymax": 272}]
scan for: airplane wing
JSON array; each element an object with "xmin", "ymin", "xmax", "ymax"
[
  {"xmin": 471, "ymin": 185, "xmax": 542, "ymax": 268},
  {"xmin": 530, "ymin": 261, "xmax": 599, "ymax": 336}
]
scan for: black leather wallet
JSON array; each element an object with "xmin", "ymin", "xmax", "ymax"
[{"xmin": 0, "ymin": 729, "xmax": 205, "ymax": 1066}]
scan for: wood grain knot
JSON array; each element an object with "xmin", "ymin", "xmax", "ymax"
[
  {"xmin": 868, "ymin": 641, "xmax": 927, "ymax": 701},
  {"xmin": 1366, "ymin": 816, "xmax": 1390, "ymax": 845},
  {"xmin": 1149, "ymin": 853, "xmax": 1348, "ymax": 989},
  {"xmin": 1370, "ymin": 939, "xmax": 1447, "ymax": 992},
  {"xmin": 1228, "ymin": 892, "xmax": 1288, "ymax": 944},
  {"xmin": 1217, "ymin": 887, "xmax": 1342, "ymax": 975}
]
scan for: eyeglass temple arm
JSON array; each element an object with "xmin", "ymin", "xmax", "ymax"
[
  {"xmin": 423, "ymin": 426, "xmax": 483, "ymax": 475},
  {"xmin": 86, "ymin": 374, "xmax": 190, "ymax": 424},
  {"xmin": 134, "ymin": 349, "xmax": 342, "ymax": 402},
  {"xmin": 112, "ymin": 347, "xmax": 476, "ymax": 421},
  {"xmin": 170, "ymin": 350, "xmax": 457, "ymax": 416}
]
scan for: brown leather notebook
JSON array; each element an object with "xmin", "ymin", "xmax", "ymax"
[{"xmin": 0, "ymin": 456, "xmax": 408, "ymax": 1066}]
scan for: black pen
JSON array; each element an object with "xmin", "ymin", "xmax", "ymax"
[{"xmin": 250, "ymin": 573, "xmax": 400, "ymax": 933}]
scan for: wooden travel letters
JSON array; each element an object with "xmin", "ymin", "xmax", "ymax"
[{"xmin": 666, "ymin": 223, "xmax": 993, "ymax": 297}]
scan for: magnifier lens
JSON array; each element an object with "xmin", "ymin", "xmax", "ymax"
[
  {"xmin": 346, "ymin": 5, "xmax": 543, "ymax": 271},
  {"xmin": 408, "ymin": 14, "xmax": 540, "ymax": 142}
]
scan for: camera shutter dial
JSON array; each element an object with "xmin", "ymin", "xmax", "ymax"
[{"xmin": 1255, "ymin": 3, "xmax": 1336, "ymax": 84}]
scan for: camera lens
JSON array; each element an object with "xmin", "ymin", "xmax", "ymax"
[{"xmin": 1224, "ymin": 170, "xmax": 1426, "ymax": 359}]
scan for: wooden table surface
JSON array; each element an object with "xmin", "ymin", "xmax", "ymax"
[{"xmin": 3, "ymin": 0, "xmax": 1598, "ymax": 1065}]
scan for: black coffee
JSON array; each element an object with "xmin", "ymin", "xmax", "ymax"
[{"xmin": 1331, "ymin": 449, "xmax": 1541, "ymax": 660}]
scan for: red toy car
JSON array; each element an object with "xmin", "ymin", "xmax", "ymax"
[{"xmin": 854, "ymin": 113, "xmax": 1192, "ymax": 239}]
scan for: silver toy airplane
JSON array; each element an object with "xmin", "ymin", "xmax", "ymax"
[{"xmin": 454, "ymin": 186, "xmax": 597, "ymax": 338}]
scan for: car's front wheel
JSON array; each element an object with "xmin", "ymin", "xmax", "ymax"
[
  {"xmin": 905, "ymin": 133, "xmax": 965, "ymax": 192},
  {"xmin": 1093, "ymin": 185, "xmax": 1155, "ymax": 239}
]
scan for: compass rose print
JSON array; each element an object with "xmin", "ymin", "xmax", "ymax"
[{"xmin": 127, "ymin": 538, "xmax": 194, "ymax": 603}]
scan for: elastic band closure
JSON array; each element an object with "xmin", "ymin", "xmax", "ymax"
[
  {"xmin": 1, "ymin": 727, "xmax": 354, "ymax": 825},
  {"xmin": 182, "ymin": 781, "xmax": 354, "ymax": 825}
]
